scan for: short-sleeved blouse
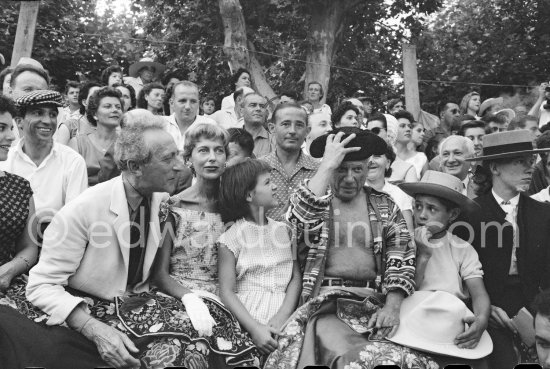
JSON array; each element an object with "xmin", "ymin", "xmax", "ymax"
[
  {"xmin": 0, "ymin": 172, "xmax": 33, "ymax": 264},
  {"xmin": 69, "ymin": 133, "xmax": 112, "ymax": 187},
  {"xmin": 218, "ymin": 218, "xmax": 294, "ymax": 324}
]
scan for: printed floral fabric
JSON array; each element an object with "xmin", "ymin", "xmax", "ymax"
[
  {"xmin": 341, "ymin": 343, "xmax": 440, "ymax": 369},
  {"xmin": 115, "ymin": 292, "xmax": 259, "ymax": 365},
  {"xmin": 336, "ymin": 295, "xmax": 383, "ymax": 335},
  {"xmin": 0, "ymin": 287, "xmax": 261, "ymax": 369},
  {"xmin": 160, "ymin": 201, "xmax": 223, "ymax": 295},
  {"xmin": 0, "ymin": 276, "xmax": 46, "ymax": 323},
  {"xmin": 264, "ymin": 289, "xmax": 440, "ymax": 369}
]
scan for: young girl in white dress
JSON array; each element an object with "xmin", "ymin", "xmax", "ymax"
[{"xmin": 217, "ymin": 159, "xmax": 302, "ymax": 355}]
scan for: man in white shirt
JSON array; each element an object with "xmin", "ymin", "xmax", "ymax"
[
  {"xmin": 164, "ymin": 81, "xmax": 216, "ymax": 150},
  {"xmin": 211, "ymin": 86, "xmax": 253, "ymax": 130},
  {"xmin": 439, "ymin": 135, "xmax": 476, "ymax": 198},
  {"xmin": 0, "ymin": 90, "xmax": 87, "ymax": 230}
]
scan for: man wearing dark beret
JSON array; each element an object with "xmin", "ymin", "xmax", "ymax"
[{"xmin": 265, "ymin": 127, "xmax": 417, "ymax": 367}]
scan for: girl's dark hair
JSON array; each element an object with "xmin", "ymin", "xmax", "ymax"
[
  {"xmin": 137, "ymin": 82, "xmax": 165, "ymax": 110},
  {"xmin": 231, "ymin": 68, "xmax": 251, "ymax": 89},
  {"xmin": 0, "ymin": 94, "xmax": 17, "ymax": 117},
  {"xmin": 227, "ymin": 128, "xmax": 254, "ymax": 157},
  {"xmin": 331, "ymin": 101, "xmax": 359, "ymax": 129},
  {"xmin": 86, "ymin": 87, "xmax": 123, "ymax": 126},
  {"xmin": 112, "ymin": 82, "xmax": 136, "ymax": 111},
  {"xmin": 384, "ymin": 144, "xmax": 396, "ymax": 178},
  {"xmin": 0, "ymin": 67, "xmax": 14, "ymax": 94},
  {"xmin": 425, "ymin": 136, "xmax": 443, "ymax": 162},
  {"xmin": 78, "ymin": 82, "xmax": 101, "ymax": 115},
  {"xmin": 100, "ymin": 65, "xmax": 123, "ymax": 85},
  {"xmin": 219, "ymin": 159, "xmax": 272, "ymax": 223},
  {"xmin": 367, "ymin": 113, "xmax": 387, "ymax": 129},
  {"xmin": 474, "ymin": 161, "xmax": 499, "ymax": 197}
]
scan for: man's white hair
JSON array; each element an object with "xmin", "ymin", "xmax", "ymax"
[{"xmin": 439, "ymin": 135, "xmax": 475, "ymax": 158}]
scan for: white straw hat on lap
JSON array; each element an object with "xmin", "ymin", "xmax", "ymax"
[{"xmin": 387, "ymin": 291, "xmax": 493, "ymax": 360}]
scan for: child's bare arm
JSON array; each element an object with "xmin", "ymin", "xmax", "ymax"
[
  {"xmin": 455, "ymin": 278, "xmax": 490, "ymax": 348},
  {"xmin": 218, "ymin": 244, "xmax": 280, "ymax": 354},
  {"xmin": 267, "ymin": 260, "xmax": 302, "ymax": 330}
]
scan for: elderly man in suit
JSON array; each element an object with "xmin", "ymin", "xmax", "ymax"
[
  {"xmin": 466, "ymin": 130, "xmax": 550, "ymax": 368},
  {"xmin": 439, "ymin": 135, "xmax": 477, "ymax": 198},
  {"xmin": 0, "ymin": 117, "xmax": 185, "ymax": 368}
]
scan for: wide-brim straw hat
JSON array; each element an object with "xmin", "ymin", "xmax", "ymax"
[
  {"xmin": 466, "ymin": 130, "xmax": 550, "ymax": 161},
  {"xmin": 387, "ymin": 291, "xmax": 493, "ymax": 359},
  {"xmin": 129, "ymin": 57, "xmax": 166, "ymax": 78},
  {"xmin": 399, "ymin": 170, "xmax": 479, "ymax": 215},
  {"xmin": 479, "ymin": 97, "xmax": 503, "ymax": 116},
  {"xmin": 495, "ymin": 108, "xmax": 516, "ymax": 122}
]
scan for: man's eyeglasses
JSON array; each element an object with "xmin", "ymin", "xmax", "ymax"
[{"xmin": 449, "ymin": 108, "xmax": 459, "ymax": 114}]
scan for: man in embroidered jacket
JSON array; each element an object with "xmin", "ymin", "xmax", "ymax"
[{"xmin": 287, "ymin": 128, "xmax": 415, "ymax": 337}]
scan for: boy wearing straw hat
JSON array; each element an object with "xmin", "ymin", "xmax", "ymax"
[
  {"xmin": 466, "ymin": 130, "xmax": 550, "ymax": 368},
  {"xmin": 399, "ymin": 171, "xmax": 490, "ymax": 351}
]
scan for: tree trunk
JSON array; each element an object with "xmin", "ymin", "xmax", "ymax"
[
  {"xmin": 218, "ymin": 0, "xmax": 276, "ymax": 102},
  {"xmin": 304, "ymin": 0, "xmax": 357, "ymax": 105}
]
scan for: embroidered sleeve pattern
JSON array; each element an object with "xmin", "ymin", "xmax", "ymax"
[
  {"xmin": 286, "ymin": 180, "xmax": 333, "ymax": 242},
  {"xmin": 286, "ymin": 180, "xmax": 332, "ymax": 303},
  {"xmin": 381, "ymin": 199, "xmax": 416, "ymax": 297}
]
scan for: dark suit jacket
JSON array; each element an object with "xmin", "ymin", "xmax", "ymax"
[{"xmin": 471, "ymin": 193, "xmax": 550, "ymax": 315}]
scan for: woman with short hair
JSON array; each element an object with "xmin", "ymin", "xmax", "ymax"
[
  {"xmin": 137, "ymin": 82, "xmax": 165, "ymax": 115},
  {"xmin": 151, "ymin": 123, "xmax": 261, "ymax": 367},
  {"xmin": 69, "ymin": 87, "xmax": 123, "ymax": 186},
  {"xmin": 221, "ymin": 68, "xmax": 252, "ymax": 110}
]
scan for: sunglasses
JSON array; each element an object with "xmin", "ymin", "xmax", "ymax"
[
  {"xmin": 369, "ymin": 127, "xmax": 386, "ymax": 135},
  {"xmin": 449, "ymin": 108, "xmax": 459, "ymax": 114}
]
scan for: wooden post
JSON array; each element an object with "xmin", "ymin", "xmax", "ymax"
[
  {"xmin": 402, "ymin": 43, "xmax": 421, "ymax": 120},
  {"xmin": 10, "ymin": 1, "xmax": 40, "ymax": 67}
]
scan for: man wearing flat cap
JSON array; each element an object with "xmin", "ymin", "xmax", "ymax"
[
  {"xmin": 0, "ymin": 90, "xmax": 87, "ymax": 235},
  {"xmin": 264, "ymin": 127, "xmax": 416, "ymax": 367},
  {"xmin": 466, "ymin": 130, "xmax": 550, "ymax": 368}
]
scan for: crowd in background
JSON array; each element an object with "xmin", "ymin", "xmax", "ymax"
[{"xmin": 2, "ymin": 54, "xmax": 550, "ymax": 369}]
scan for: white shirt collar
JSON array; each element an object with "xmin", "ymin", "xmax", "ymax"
[
  {"xmin": 15, "ymin": 138, "xmax": 57, "ymax": 163},
  {"xmin": 492, "ymin": 189, "xmax": 520, "ymax": 207}
]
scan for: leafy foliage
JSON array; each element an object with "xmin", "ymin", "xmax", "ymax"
[
  {"xmin": 416, "ymin": 0, "xmax": 550, "ymax": 112},
  {"xmin": 0, "ymin": 0, "xmax": 146, "ymax": 89},
  {"xmin": 139, "ymin": 0, "xmax": 442, "ymax": 109}
]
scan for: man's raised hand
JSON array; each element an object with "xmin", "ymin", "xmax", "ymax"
[{"xmin": 321, "ymin": 132, "xmax": 361, "ymax": 171}]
